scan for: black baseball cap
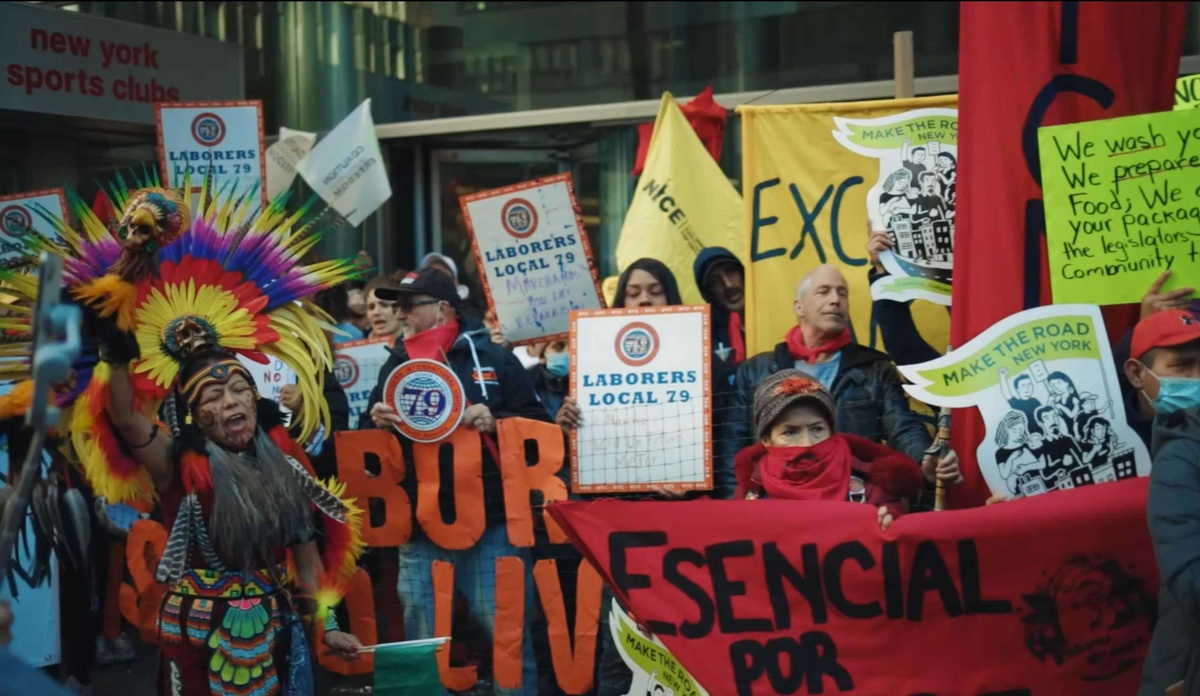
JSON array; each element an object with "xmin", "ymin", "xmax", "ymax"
[{"xmin": 375, "ymin": 268, "xmax": 461, "ymax": 307}]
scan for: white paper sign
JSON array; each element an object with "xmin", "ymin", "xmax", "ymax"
[
  {"xmin": 156, "ymin": 100, "xmax": 265, "ymax": 209},
  {"xmin": 570, "ymin": 305, "xmax": 711, "ymax": 494},
  {"xmin": 265, "ymin": 127, "xmax": 316, "ymax": 203},
  {"xmin": 295, "ymin": 99, "xmax": 391, "ymax": 226},
  {"xmin": 237, "ymin": 353, "xmax": 295, "ymax": 419},
  {"xmin": 462, "ymin": 173, "xmax": 605, "ymax": 345},
  {"xmin": 0, "ymin": 188, "xmax": 66, "ymax": 266},
  {"xmin": 333, "ymin": 336, "xmax": 394, "ymax": 425},
  {"xmin": 899, "ymin": 304, "xmax": 1150, "ymax": 499}
]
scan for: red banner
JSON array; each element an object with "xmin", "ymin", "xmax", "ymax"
[
  {"xmin": 549, "ymin": 479, "xmax": 1156, "ymax": 696},
  {"xmin": 950, "ymin": 1, "xmax": 1186, "ymax": 506}
]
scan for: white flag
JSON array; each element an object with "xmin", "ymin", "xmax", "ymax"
[
  {"xmin": 265, "ymin": 127, "xmax": 316, "ymax": 203},
  {"xmin": 296, "ymin": 99, "xmax": 391, "ymax": 226}
]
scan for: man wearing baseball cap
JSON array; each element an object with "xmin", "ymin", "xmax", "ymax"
[
  {"xmin": 1133, "ymin": 308, "xmax": 1200, "ymax": 696},
  {"xmin": 364, "ymin": 267, "xmax": 549, "ymax": 696}
]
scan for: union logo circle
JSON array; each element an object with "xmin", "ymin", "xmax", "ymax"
[
  {"xmin": 614, "ymin": 322, "xmax": 660, "ymax": 367},
  {"xmin": 0, "ymin": 206, "xmax": 32, "ymax": 237},
  {"xmin": 500, "ymin": 198, "xmax": 538, "ymax": 239},
  {"xmin": 334, "ymin": 355, "xmax": 359, "ymax": 389},
  {"xmin": 383, "ymin": 359, "xmax": 466, "ymax": 443},
  {"xmin": 191, "ymin": 112, "xmax": 227, "ymax": 147}
]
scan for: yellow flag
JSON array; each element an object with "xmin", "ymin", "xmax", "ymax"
[
  {"xmin": 738, "ymin": 96, "xmax": 955, "ymax": 357},
  {"xmin": 616, "ymin": 93, "xmax": 744, "ymax": 305}
]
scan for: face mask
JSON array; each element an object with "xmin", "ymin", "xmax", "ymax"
[
  {"xmin": 1148, "ymin": 371, "xmax": 1200, "ymax": 415},
  {"xmin": 545, "ymin": 352, "xmax": 569, "ymax": 378}
]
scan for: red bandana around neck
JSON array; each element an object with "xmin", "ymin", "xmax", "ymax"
[
  {"xmin": 727, "ymin": 311, "xmax": 746, "ymax": 364},
  {"xmin": 754, "ymin": 435, "xmax": 852, "ymax": 501},
  {"xmin": 403, "ymin": 320, "xmax": 460, "ymax": 362},
  {"xmin": 785, "ymin": 325, "xmax": 850, "ymax": 363}
]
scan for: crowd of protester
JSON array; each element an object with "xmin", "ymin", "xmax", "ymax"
[{"xmin": 3, "ymin": 232, "xmax": 1199, "ymax": 696}]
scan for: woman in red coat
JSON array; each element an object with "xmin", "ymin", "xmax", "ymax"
[{"xmin": 734, "ymin": 370, "xmax": 925, "ymax": 530}]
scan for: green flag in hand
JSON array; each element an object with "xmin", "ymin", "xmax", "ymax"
[{"xmin": 374, "ymin": 641, "xmax": 442, "ymax": 695}]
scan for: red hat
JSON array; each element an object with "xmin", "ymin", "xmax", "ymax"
[{"xmin": 1131, "ymin": 309, "xmax": 1200, "ymax": 360}]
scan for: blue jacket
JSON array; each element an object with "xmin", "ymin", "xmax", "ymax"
[
  {"xmin": 716, "ymin": 341, "xmax": 932, "ymax": 498},
  {"xmin": 360, "ymin": 317, "xmax": 550, "ymax": 526},
  {"xmin": 1141, "ymin": 406, "xmax": 1200, "ymax": 696}
]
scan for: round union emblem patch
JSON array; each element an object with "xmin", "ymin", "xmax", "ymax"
[
  {"xmin": 384, "ymin": 359, "xmax": 466, "ymax": 443},
  {"xmin": 500, "ymin": 198, "xmax": 538, "ymax": 239},
  {"xmin": 614, "ymin": 321, "xmax": 660, "ymax": 367},
  {"xmin": 191, "ymin": 112, "xmax": 227, "ymax": 147},
  {"xmin": 0, "ymin": 205, "xmax": 32, "ymax": 237},
  {"xmin": 334, "ymin": 354, "xmax": 360, "ymax": 390}
]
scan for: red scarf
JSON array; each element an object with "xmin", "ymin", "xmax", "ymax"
[
  {"xmin": 403, "ymin": 320, "xmax": 460, "ymax": 362},
  {"xmin": 754, "ymin": 436, "xmax": 852, "ymax": 501},
  {"xmin": 785, "ymin": 325, "xmax": 850, "ymax": 363},
  {"xmin": 727, "ymin": 311, "xmax": 746, "ymax": 364}
]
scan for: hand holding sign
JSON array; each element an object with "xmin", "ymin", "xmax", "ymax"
[{"xmin": 1141, "ymin": 269, "xmax": 1196, "ymax": 319}]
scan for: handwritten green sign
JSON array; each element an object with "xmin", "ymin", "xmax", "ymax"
[
  {"xmin": 1176, "ymin": 74, "xmax": 1200, "ymax": 110},
  {"xmin": 1037, "ymin": 109, "xmax": 1200, "ymax": 305}
]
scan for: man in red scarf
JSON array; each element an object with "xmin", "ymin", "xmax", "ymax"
[
  {"xmin": 717, "ymin": 264, "xmax": 961, "ymax": 505},
  {"xmin": 366, "ymin": 268, "xmax": 551, "ymax": 695}
]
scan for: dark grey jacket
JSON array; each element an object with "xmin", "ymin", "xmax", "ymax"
[
  {"xmin": 1141, "ymin": 406, "xmax": 1200, "ymax": 696},
  {"xmin": 716, "ymin": 341, "xmax": 932, "ymax": 498}
]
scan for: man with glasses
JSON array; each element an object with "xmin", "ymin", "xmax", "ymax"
[{"xmin": 365, "ymin": 267, "xmax": 549, "ymax": 696}]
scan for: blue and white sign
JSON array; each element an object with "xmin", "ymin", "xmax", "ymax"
[
  {"xmin": 461, "ymin": 172, "xmax": 605, "ymax": 346},
  {"xmin": 0, "ymin": 188, "xmax": 66, "ymax": 267},
  {"xmin": 156, "ymin": 100, "xmax": 265, "ymax": 210}
]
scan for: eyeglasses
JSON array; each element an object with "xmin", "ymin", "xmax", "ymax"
[{"xmin": 397, "ymin": 297, "xmax": 441, "ymax": 312}]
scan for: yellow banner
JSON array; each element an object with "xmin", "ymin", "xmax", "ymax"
[
  {"xmin": 738, "ymin": 96, "xmax": 956, "ymax": 357},
  {"xmin": 616, "ymin": 93, "xmax": 744, "ymax": 305}
]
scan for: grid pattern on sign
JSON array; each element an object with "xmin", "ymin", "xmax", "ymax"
[{"xmin": 575, "ymin": 397, "xmax": 707, "ymax": 488}]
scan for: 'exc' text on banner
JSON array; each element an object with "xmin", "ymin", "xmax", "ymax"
[
  {"xmin": 462, "ymin": 172, "xmax": 605, "ymax": 345},
  {"xmin": 155, "ymin": 100, "xmax": 265, "ymax": 209},
  {"xmin": 1038, "ymin": 109, "xmax": 1200, "ymax": 305},
  {"xmin": 570, "ymin": 305, "xmax": 711, "ymax": 494}
]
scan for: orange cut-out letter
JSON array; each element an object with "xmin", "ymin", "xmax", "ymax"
[
  {"xmin": 497, "ymin": 417, "xmax": 569, "ymax": 547},
  {"xmin": 432, "ymin": 560, "xmax": 478, "ymax": 691},
  {"xmin": 534, "ymin": 558, "xmax": 602, "ymax": 695},
  {"xmin": 335, "ymin": 430, "xmax": 412, "ymax": 546},
  {"xmin": 121, "ymin": 519, "xmax": 167, "ymax": 643},
  {"xmin": 318, "ymin": 567, "xmax": 377, "ymax": 676},
  {"xmin": 492, "ymin": 556, "xmax": 527, "ymax": 690},
  {"xmin": 414, "ymin": 428, "xmax": 486, "ymax": 550}
]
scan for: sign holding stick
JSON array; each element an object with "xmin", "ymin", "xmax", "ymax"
[
  {"xmin": 155, "ymin": 100, "xmax": 266, "ymax": 209},
  {"xmin": 461, "ymin": 173, "xmax": 604, "ymax": 346},
  {"xmin": 1038, "ymin": 109, "xmax": 1200, "ymax": 305},
  {"xmin": 570, "ymin": 305, "xmax": 711, "ymax": 493}
]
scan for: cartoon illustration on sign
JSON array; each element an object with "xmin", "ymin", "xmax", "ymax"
[
  {"xmin": 833, "ymin": 107, "xmax": 958, "ymax": 305},
  {"xmin": 899, "ymin": 304, "xmax": 1150, "ymax": 499},
  {"xmin": 610, "ymin": 602, "xmax": 708, "ymax": 696}
]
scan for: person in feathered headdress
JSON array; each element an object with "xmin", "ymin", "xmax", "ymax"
[{"xmin": 7, "ymin": 177, "xmax": 367, "ymax": 696}]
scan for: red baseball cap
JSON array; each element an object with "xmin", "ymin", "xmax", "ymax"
[{"xmin": 1131, "ymin": 309, "xmax": 1200, "ymax": 360}]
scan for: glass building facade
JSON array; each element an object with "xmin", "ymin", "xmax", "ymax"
[{"xmin": 27, "ymin": 1, "xmax": 1200, "ymax": 281}]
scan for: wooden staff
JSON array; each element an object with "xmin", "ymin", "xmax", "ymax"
[{"xmin": 923, "ymin": 344, "xmax": 953, "ymax": 511}]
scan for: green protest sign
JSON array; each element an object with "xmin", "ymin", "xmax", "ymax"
[
  {"xmin": 1037, "ymin": 109, "xmax": 1200, "ymax": 305},
  {"xmin": 1176, "ymin": 74, "xmax": 1200, "ymax": 110}
]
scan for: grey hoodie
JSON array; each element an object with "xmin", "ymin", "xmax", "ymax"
[{"xmin": 1141, "ymin": 406, "xmax": 1200, "ymax": 696}]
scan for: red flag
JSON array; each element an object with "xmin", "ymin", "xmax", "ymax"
[
  {"xmin": 549, "ymin": 479, "xmax": 1156, "ymax": 696},
  {"xmin": 950, "ymin": 1, "xmax": 1186, "ymax": 507},
  {"xmin": 632, "ymin": 86, "xmax": 727, "ymax": 174}
]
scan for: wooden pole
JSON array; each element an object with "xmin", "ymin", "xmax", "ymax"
[{"xmin": 894, "ymin": 31, "xmax": 915, "ymax": 99}]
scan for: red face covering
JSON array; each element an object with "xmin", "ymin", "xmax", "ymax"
[
  {"xmin": 785, "ymin": 325, "xmax": 851, "ymax": 363},
  {"xmin": 755, "ymin": 435, "xmax": 853, "ymax": 501},
  {"xmin": 403, "ymin": 319, "xmax": 460, "ymax": 362}
]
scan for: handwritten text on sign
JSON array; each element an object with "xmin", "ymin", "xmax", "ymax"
[
  {"xmin": 1038, "ymin": 109, "xmax": 1200, "ymax": 305},
  {"xmin": 462, "ymin": 173, "xmax": 604, "ymax": 345},
  {"xmin": 570, "ymin": 305, "xmax": 711, "ymax": 494}
]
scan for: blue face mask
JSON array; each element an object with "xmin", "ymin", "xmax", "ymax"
[
  {"xmin": 545, "ymin": 352, "xmax": 570, "ymax": 378},
  {"xmin": 1148, "ymin": 371, "xmax": 1200, "ymax": 415}
]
